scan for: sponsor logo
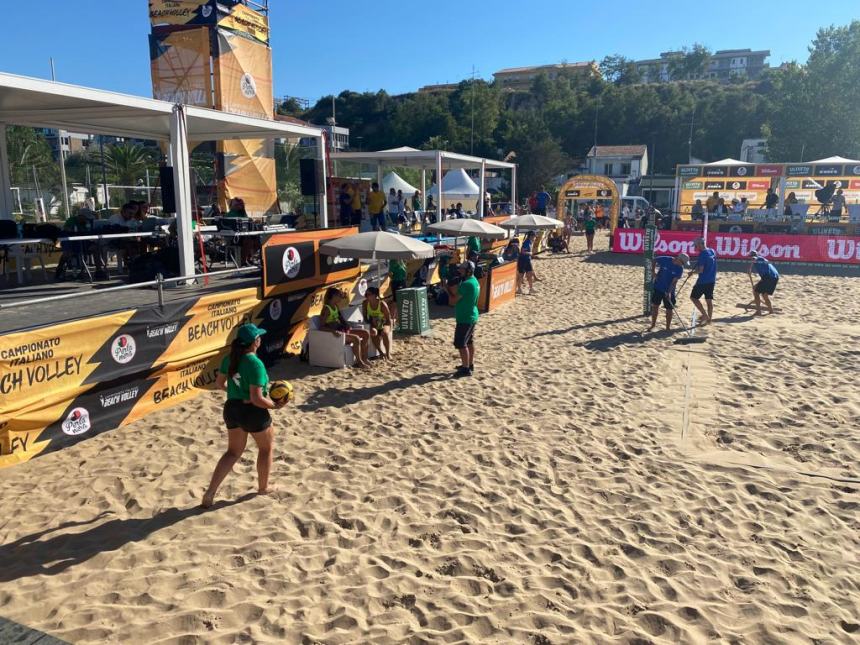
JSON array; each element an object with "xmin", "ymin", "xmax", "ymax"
[
  {"xmin": 99, "ymin": 386, "xmax": 140, "ymax": 409},
  {"xmin": 852, "ymin": 165, "xmax": 860, "ymax": 175},
  {"xmin": 281, "ymin": 247, "xmax": 302, "ymax": 279},
  {"xmin": 729, "ymin": 181, "xmax": 746, "ymax": 190},
  {"xmin": 110, "ymin": 334, "xmax": 137, "ymax": 364},
  {"xmin": 736, "ymin": 167, "xmax": 748, "ymax": 176},
  {"xmin": 146, "ymin": 322, "xmax": 180, "ymax": 339},
  {"xmin": 62, "ymin": 408, "xmax": 91, "ymax": 436},
  {"xmin": 492, "ymin": 279, "xmax": 514, "ymax": 300},
  {"xmin": 201, "ymin": 4, "xmax": 213, "ymax": 18},
  {"xmin": 756, "ymin": 165, "xmax": 784, "ymax": 177},
  {"xmin": 827, "ymin": 239, "xmax": 860, "ymax": 260},
  {"xmin": 240, "ymin": 73, "xmax": 257, "ymax": 99},
  {"xmin": 269, "ymin": 299, "xmax": 282, "ymax": 321},
  {"xmin": 357, "ymin": 279, "xmax": 368, "ymax": 297}
]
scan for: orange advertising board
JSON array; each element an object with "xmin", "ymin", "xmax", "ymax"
[
  {"xmin": 262, "ymin": 228, "xmax": 361, "ymax": 297},
  {"xmin": 485, "ymin": 261, "xmax": 517, "ymax": 312}
]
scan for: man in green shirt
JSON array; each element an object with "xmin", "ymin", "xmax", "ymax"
[
  {"xmin": 448, "ymin": 261, "xmax": 480, "ymax": 377},
  {"xmin": 466, "ymin": 235, "xmax": 482, "ymax": 257}
]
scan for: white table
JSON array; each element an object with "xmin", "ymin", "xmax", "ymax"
[{"xmin": 0, "ymin": 238, "xmax": 53, "ymax": 284}]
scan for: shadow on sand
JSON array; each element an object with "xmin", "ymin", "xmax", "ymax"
[
  {"xmin": 0, "ymin": 495, "xmax": 254, "ymax": 583},
  {"xmin": 298, "ymin": 372, "xmax": 453, "ymax": 412},
  {"xmin": 525, "ymin": 314, "xmax": 644, "ymax": 339}
]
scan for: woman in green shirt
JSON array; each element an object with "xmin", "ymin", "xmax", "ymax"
[{"xmin": 202, "ymin": 323, "xmax": 285, "ymax": 508}]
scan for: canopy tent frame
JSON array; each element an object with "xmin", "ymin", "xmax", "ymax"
[
  {"xmin": 331, "ymin": 148, "xmax": 516, "ymax": 223},
  {"xmin": 0, "ymin": 71, "xmax": 327, "ymax": 280}
]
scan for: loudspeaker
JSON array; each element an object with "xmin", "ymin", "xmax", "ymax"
[
  {"xmin": 299, "ymin": 158, "xmax": 317, "ymax": 196},
  {"xmin": 160, "ymin": 166, "xmax": 176, "ymax": 213}
]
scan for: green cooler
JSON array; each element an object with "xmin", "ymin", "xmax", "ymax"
[{"xmin": 395, "ymin": 287, "xmax": 431, "ymax": 335}]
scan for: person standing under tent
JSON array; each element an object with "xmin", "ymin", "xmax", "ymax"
[
  {"xmin": 831, "ymin": 188, "xmax": 847, "ymax": 219},
  {"xmin": 387, "ymin": 188, "xmax": 400, "ymax": 228},
  {"xmin": 368, "ymin": 183, "xmax": 387, "ymax": 231},
  {"xmin": 447, "ymin": 261, "xmax": 480, "ymax": 377},
  {"xmin": 350, "ymin": 182, "xmax": 363, "ymax": 226},
  {"xmin": 426, "ymin": 195, "xmax": 437, "ymax": 224},
  {"xmin": 689, "ymin": 237, "xmax": 717, "ymax": 326},
  {"xmin": 467, "ymin": 234, "xmax": 482, "ymax": 258},
  {"xmin": 202, "ymin": 323, "xmax": 285, "ymax": 508},
  {"xmin": 338, "ymin": 184, "xmax": 353, "ymax": 227},
  {"xmin": 648, "ymin": 253, "xmax": 689, "ymax": 332},
  {"xmin": 748, "ymin": 251, "xmax": 780, "ymax": 315},
  {"xmin": 621, "ymin": 203, "xmax": 632, "ymax": 228}
]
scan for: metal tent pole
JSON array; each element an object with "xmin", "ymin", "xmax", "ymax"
[
  {"xmin": 319, "ymin": 132, "xmax": 329, "ymax": 228},
  {"xmin": 436, "ymin": 151, "xmax": 443, "ymax": 222},
  {"xmin": 478, "ymin": 159, "xmax": 486, "ymax": 218},
  {"xmin": 0, "ymin": 124, "xmax": 14, "ymax": 220},
  {"xmin": 511, "ymin": 164, "xmax": 517, "ymax": 216},
  {"xmin": 169, "ymin": 105, "xmax": 195, "ymax": 279}
]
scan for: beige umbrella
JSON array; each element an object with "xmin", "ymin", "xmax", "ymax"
[
  {"xmin": 426, "ymin": 218, "xmax": 508, "ymax": 240},
  {"xmin": 319, "ymin": 231, "xmax": 436, "ymax": 286},
  {"xmin": 319, "ymin": 231, "xmax": 435, "ymax": 260},
  {"xmin": 499, "ymin": 214, "xmax": 563, "ymax": 230}
]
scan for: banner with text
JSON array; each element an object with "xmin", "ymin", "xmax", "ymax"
[{"xmin": 615, "ymin": 228, "xmax": 860, "ymax": 264}]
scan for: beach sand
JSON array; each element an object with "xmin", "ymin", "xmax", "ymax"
[{"xmin": 1, "ymin": 233, "xmax": 858, "ymax": 644}]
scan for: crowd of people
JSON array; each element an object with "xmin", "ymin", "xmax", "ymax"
[{"xmin": 338, "ymin": 182, "xmax": 498, "ymax": 231}]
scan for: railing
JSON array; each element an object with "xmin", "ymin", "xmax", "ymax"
[{"xmin": 0, "ymin": 267, "xmax": 260, "ymax": 311}]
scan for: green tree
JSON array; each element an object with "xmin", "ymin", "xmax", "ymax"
[
  {"xmin": 600, "ymin": 55, "xmax": 642, "ymax": 85},
  {"xmin": 668, "ymin": 44, "xmax": 712, "ymax": 81},
  {"xmin": 765, "ymin": 21, "xmax": 860, "ymax": 160},
  {"xmin": 5, "ymin": 126, "xmax": 59, "ymax": 191}
]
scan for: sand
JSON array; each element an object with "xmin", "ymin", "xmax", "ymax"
[{"xmin": 0, "ymin": 232, "xmax": 858, "ymax": 644}]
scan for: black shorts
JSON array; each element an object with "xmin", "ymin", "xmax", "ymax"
[
  {"xmin": 585, "ymin": 231, "xmax": 595, "ymax": 238},
  {"xmin": 453, "ymin": 323, "xmax": 476, "ymax": 349},
  {"xmin": 651, "ymin": 289, "xmax": 676, "ymax": 310},
  {"xmin": 223, "ymin": 400, "xmax": 272, "ymax": 433},
  {"xmin": 517, "ymin": 256, "xmax": 533, "ymax": 274},
  {"xmin": 536, "ymin": 207, "xmax": 547, "ymax": 216},
  {"xmin": 755, "ymin": 276, "xmax": 779, "ymax": 295},
  {"xmin": 691, "ymin": 282, "xmax": 715, "ymax": 300}
]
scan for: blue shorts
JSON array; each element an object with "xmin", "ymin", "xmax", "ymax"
[{"xmin": 372, "ymin": 212, "xmax": 386, "ymax": 230}]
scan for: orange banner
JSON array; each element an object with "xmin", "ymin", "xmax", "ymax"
[
  {"xmin": 214, "ymin": 28, "xmax": 273, "ymax": 119},
  {"xmin": 218, "ymin": 138, "xmax": 277, "ymax": 215},
  {"xmin": 149, "ymin": 26, "xmax": 213, "ymax": 107}
]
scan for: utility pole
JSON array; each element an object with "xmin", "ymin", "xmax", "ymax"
[
  {"xmin": 687, "ymin": 104, "xmax": 696, "ymax": 164},
  {"xmin": 470, "ymin": 65, "xmax": 477, "ymax": 156},
  {"xmin": 50, "ymin": 58, "xmax": 71, "ymax": 218}
]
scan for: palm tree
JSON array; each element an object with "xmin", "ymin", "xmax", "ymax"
[{"xmin": 103, "ymin": 143, "xmax": 155, "ymax": 201}]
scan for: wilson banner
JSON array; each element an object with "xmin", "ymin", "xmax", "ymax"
[{"xmin": 615, "ymin": 228, "xmax": 860, "ymax": 264}]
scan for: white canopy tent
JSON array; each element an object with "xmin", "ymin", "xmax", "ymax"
[
  {"xmin": 0, "ymin": 71, "xmax": 327, "ymax": 279},
  {"xmin": 382, "ymin": 171, "xmax": 419, "ymax": 197},
  {"xmin": 427, "ymin": 169, "xmax": 481, "ymax": 200},
  {"xmin": 331, "ymin": 147, "xmax": 516, "ymax": 222}
]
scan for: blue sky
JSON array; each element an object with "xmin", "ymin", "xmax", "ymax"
[{"xmin": 0, "ymin": 0, "xmax": 853, "ymax": 104}]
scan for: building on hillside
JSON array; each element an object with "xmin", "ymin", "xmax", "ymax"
[
  {"xmin": 43, "ymin": 129, "xmax": 92, "ymax": 157},
  {"xmin": 418, "ymin": 83, "xmax": 459, "ymax": 94},
  {"xmin": 635, "ymin": 49, "xmax": 770, "ymax": 83},
  {"xmin": 740, "ymin": 138, "xmax": 767, "ymax": 163},
  {"xmin": 493, "ymin": 61, "xmax": 599, "ymax": 91},
  {"xmin": 583, "ymin": 145, "xmax": 649, "ymax": 198},
  {"xmin": 585, "ymin": 145, "xmax": 648, "ymax": 180}
]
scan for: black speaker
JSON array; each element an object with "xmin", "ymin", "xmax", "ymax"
[
  {"xmin": 299, "ymin": 158, "xmax": 317, "ymax": 196},
  {"xmin": 160, "ymin": 166, "xmax": 176, "ymax": 213}
]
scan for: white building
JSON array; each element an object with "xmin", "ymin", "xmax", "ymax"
[
  {"xmin": 299, "ymin": 124, "xmax": 349, "ymax": 152},
  {"xmin": 740, "ymin": 138, "xmax": 767, "ymax": 164},
  {"xmin": 585, "ymin": 145, "xmax": 648, "ymax": 180}
]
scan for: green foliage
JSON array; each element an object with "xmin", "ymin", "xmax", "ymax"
[
  {"xmin": 6, "ymin": 126, "xmax": 59, "ymax": 190},
  {"xmin": 600, "ymin": 55, "xmax": 642, "ymax": 85},
  {"xmin": 764, "ymin": 21, "xmax": 860, "ymax": 161},
  {"xmin": 667, "ymin": 44, "xmax": 712, "ymax": 81}
]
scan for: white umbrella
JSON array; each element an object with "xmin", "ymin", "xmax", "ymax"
[
  {"xmin": 426, "ymin": 219, "xmax": 507, "ymax": 240},
  {"xmin": 499, "ymin": 214, "xmax": 563, "ymax": 230},
  {"xmin": 319, "ymin": 231, "xmax": 435, "ymax": 261}
]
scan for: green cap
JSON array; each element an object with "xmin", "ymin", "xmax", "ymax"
[{"xmin": 237, "ymin": 323, "xmax": 266, "ymax": 346}]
